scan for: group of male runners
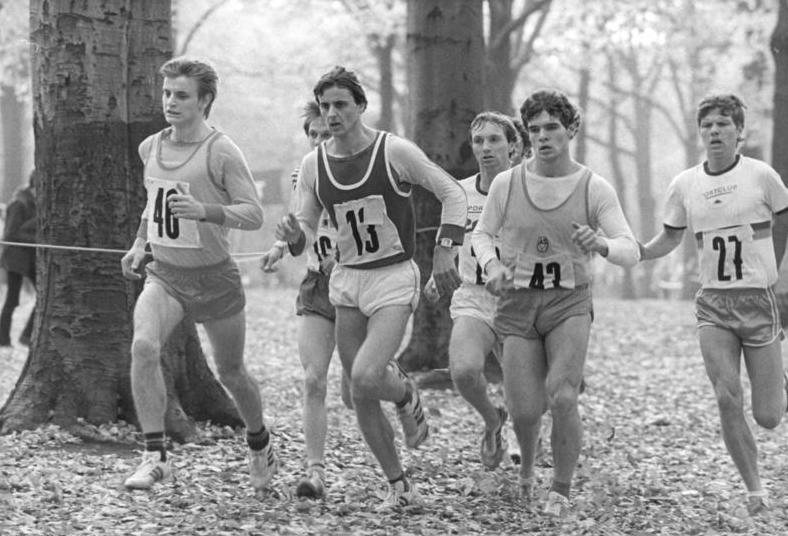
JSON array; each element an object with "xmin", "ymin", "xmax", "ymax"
[{"xmin": 120, "ymin": 57, "xmax": 788, "ymax": 518}]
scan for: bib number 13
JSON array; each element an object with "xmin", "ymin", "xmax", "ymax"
[
  {"xmin": 346, "ymin": 208, "xmax": 379, "ymax": 256},
  {"xmin": 712, "ymin": 235, "xmax": 742, "ymax": 281},
  {"xmin": 152, "ymin": 187, "xmax": 180, "ymax": 239}
]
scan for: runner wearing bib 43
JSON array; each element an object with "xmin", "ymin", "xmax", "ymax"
[{"xmin": 472, "ymin": 91, "xmax": 639, "ymax": 518}]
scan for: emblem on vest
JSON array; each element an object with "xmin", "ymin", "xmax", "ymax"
[{"xmin": 537, "ymin": 236, "xmax": 550, "ymax": 255}]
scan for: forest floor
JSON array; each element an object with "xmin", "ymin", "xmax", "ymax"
[{"xmin": 1, "ymin": 288, "xmax": 788, "ymax": 535}]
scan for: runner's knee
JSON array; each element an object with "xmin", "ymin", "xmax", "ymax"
[
  {"xmin": 450, "ymin": 360, "xmax": 484, "ymax": 392},
  {"xmin": 303, "ymin": 369, "xmax": 328, "ymax": 399},
  {"xmin": 753, "ymin": 406, "xmax": 781, "ymax": 429},
  {"xmin": 712, "ymin": 380, "xmax": 742, "ymax": 416},
  {"xmin": 131, "ymin": 337, "xmax": 160, "ymax": 366},
  {"xmin": 547, "ymin": 380, "xmax": 579, "ymax": 415}
]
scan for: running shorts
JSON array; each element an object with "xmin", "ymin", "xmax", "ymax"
[
  {"xmin": 145, "ymin": 257, "xmax": 245, "ymax": 323},
  {"xmin": 296, "ymin": 269, "xmax": 336, "ymax": 321},
  {"xmin": 450, "ymin": 283, "xmax": 498, "ymax": 332},
  {"xmin": 329, "ymin": 259, "xmax": 420, "ymax": 317},
  {"xmin": 494, "ymin": 284, "xmax": 593, "ymax": 340},
  {"xmin": 695, "ymin": 287, "xmax": 783, "ymax": 347}
]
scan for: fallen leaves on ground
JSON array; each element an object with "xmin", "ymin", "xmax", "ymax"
[{"xmin": 1, "ymin": 290, "xmax": 788, "ymax": 535}]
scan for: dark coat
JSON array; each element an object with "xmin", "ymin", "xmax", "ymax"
[{"xmin": 0, "ymin": 187, "xmax": 36, "ymax": 278}]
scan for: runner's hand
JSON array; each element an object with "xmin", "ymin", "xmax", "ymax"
[
  {"xmin": 484, "ymin": 259, "xmax": 513, "ymax": 296},
  {"xmin": 168, "ymin": 193, "xmax": 206, "ymax": 221},
  {"xmin": 571, "ymin": 221, "xmax": 608, "ymax": 256},
  {"xmin": 431, "ymin": 245, "xmax": 461, "ymax": 296},
  {"xmin": 275, "ymin": 213, "xmax": 302, "ymax": 243},
  {"xmin": 259, "ymin": 245, "xmax": 284, "ymax": 272},
  {"xmin": 121, "ymin": 246, "xmax": 148, "ymax": 280}
]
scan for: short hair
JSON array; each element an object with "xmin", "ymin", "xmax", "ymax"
[
  {"xmin": 160, "ymin": 57, "xmax": 218, "ymax": 118},
  {"xmin": 511, "ymin": 116, "xmax": 532, "ymax": 153},
  {"xmin": 313, "ymin": 66, "xmax": 367, "ymax": 106},
  {"xmin": 696, "ymin": 94, "xmax": 746, "ymax": 129},
  {"xmin": 302, "ymin": 101, "xmax": 322, "ymax": 135},
  {"xmin": 520, "ymin": 90, "xmax": 582, "ymax": 132},
  {"xmin": 469, "ymin": 111, "xmax": 518, "ymax": 144}
]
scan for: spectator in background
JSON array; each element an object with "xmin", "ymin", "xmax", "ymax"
[{"xmin": 0, "ymin": 172, "xmax": 37, "ymax": 347}]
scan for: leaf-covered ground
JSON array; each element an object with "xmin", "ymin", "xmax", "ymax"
[{"xmin": 2, "ymin": 289, "xmax": 788, "ymax": 535}]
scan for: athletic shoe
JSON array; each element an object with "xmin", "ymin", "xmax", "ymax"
[
  {"xmin": 295, "ymin": 465, "xmax": 325, "ymax": 499},
  {"xmin": 543, "ymin": 490, "xmax": 570, "ymax": 518},
  {"xmin": 518, "ymin": 475, "xmax": 535, "ymax": 501},
  {"xmin": 396, "ymin": 372, "xmax": 429, "ymax": 449},
  {"xmin": 480, "ymin": 406, "xmax": 508, "ymax": 470},
  {"xmin": 746, "ymin": 490, "xmax": 770, "ymax": 516},
  {"xmin": 249, "ymin": 443, "xmax": 278, "ymax": 491},
  {"xmin": 123, "ymin": 450, "xmax": 172, "ymax": 489},
  {"xmin": 376, "ymin": 478, "xmax": 421, "ymax": 510}
]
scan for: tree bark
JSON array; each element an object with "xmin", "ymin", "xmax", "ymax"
[
  {"xmin": 400, "ymin": 0, "xmax": 484, "ymax": 371},
  {"xmin": 1, "ymin": 0, "xmax": 241, "ymax": 438},
  {"xmin": 772, "ymin": 0, "xmax": 788, "ymax": 262}
]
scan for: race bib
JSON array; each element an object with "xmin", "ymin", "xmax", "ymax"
[
  {"xmin": 512, "ymin": 252, "xmax": 576, "ymax": 290},
  {"xmin": 145, "ymin": 177, "xmax": 201, "ymax": 249},
  {"xmin": 333, "ymin": 195, "xmax": 401, "ymax": 264},
  {"xmin": 699, "ymin": 225, "xmax": 752, "ymax": 284}
]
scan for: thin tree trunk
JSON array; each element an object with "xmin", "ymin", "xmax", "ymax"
[{"xmin": 1, "ymin": 85, "xmax": 25, "ymax": 201}]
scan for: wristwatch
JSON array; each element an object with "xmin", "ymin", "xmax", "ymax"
[{"xmin": 437, "ymin": 237, "xmax": 454, "ymax": 248}]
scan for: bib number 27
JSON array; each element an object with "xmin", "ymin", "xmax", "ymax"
[
  {"xmin": 712, "ymin": 235, "xmax": 742, "ymax": 281},
  {"xmin": 152, "ymin": 187, "xmax": 180, "ymax": 239}
]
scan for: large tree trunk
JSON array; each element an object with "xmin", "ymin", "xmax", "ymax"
[
  {"xmin": 400, "ymin": 0, "xmax": 484, "ymax": 372},
  {"xmin": 0, "ymin": 0, "xmax": 241, "ymax": 440},
  {"xmin": 772, "ymin": 0, "xmax": 788, "ymax": 262},
  {"xmin": 1, "ymin": 84, "xmax": 25, "ymax": 201}
]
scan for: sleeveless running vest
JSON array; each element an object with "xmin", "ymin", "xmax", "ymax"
[
  {"xmin": 143, "ymin": 129, "xmax": 231, "ymax": 267},
  {"xmin": 315, "ymin": 132, "xmax": 414, "ymax": 269},
  {"xmin": 499, "ymin": 165, "xmax": 594, "ymax": 289}
]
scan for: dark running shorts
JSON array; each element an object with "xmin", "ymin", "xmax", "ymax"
[
  {"xmin": 296, "ymin": 269, "xmax": 336, "ymax": 321},
  {"xmin": 145, "ymin": 257, "xmax": 245, "ymax": 323},
  {"xmin": 494, "ymin": 284, "xmax": 593, "ymax": 340}
]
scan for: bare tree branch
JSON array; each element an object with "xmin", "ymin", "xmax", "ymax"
[
  {"xmin": 178, "ymin": 0, "xmax": 230, "ymax": 55},
  {"xmin": 488, "ymin": 0, "xmax": 551, "ymax": 53}
]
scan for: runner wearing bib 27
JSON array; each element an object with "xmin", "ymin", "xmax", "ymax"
[{"xmin": 639, "ymin": 94, "xmax": 788, "ymax": 516}]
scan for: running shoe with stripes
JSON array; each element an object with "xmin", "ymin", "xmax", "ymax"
[
  {"xmin": 395, "ymin": 370, "xmax": 429, "ymax": 449},
  {"xmin": 249, "ymin": 443, "xmax": 278, "ymax": 491},
  {"xmin": 480, "ymin": 406, "xmax": 508, "ymax": 470},
  {"xmin": 376, "ymin": 478, "xmax": 421, "ymax": 511},
  {"xmin": 123, "ymin": 450, "xmax": 172, "ymax": 489}
]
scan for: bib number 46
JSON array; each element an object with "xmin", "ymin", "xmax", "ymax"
[{"xmin": 152, "ymin": 187, "xmax": 180, "ymax": 239}]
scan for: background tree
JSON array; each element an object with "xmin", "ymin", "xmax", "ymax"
[
  {"xmin": 772, "ymin": 0, "xmax": 788, "ymax": 264},
  {"xmin": 399, "ymin": 0, "xmax": 484, "ymax": 372},
  {"xmin": 484, "ymin": 0, "xmax": 552, "ymax": 113},
  {"xmin": 0, "ymin": 0, "xmax": 32, "ymax": 201},
  {"xmin": 0, "ymin": 0, "xmax": 241, "ymax": 439}
]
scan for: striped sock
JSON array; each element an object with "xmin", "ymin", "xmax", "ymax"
[{"xmin": 143, "ymin": 431, "xmax": 166, "ymax": 461}]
